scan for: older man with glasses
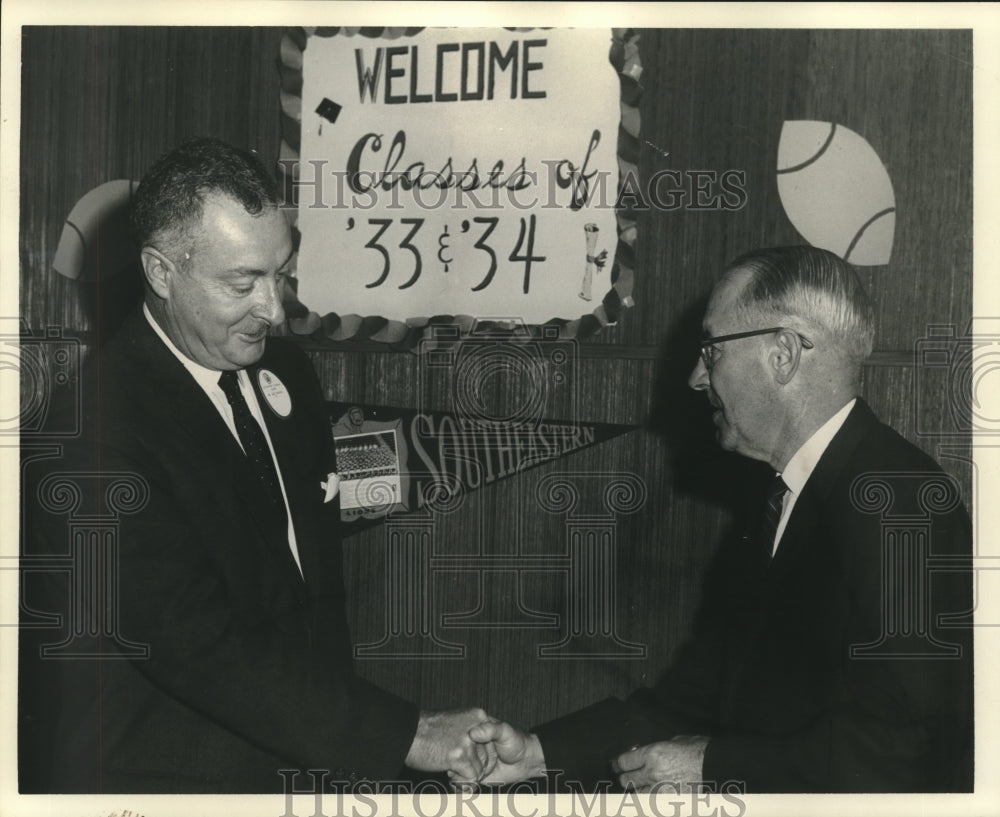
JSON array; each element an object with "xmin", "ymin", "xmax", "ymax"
[{"xmin": 468, "ymin": 245, "xmax": 974, "ymax": 794}]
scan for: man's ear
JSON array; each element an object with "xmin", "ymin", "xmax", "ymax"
[
  {"xmin": 140, "ymin": 247, "xmax": 174, "ymax": 300},
  {"xmin": 771, "ymin": 329, "xmax": 803, "ymax": 385}
]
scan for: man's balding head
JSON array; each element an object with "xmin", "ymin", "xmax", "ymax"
[{"xmin": 724, "ymin": 246, "xmax": 875, "ymax": 376}]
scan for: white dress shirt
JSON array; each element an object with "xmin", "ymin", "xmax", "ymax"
[
  {"xmin": 772, "ymin": 398, "xmax": 856, "ymax": 554},
  {"xmin": 143, "ymin": 304, "xmax": 303, "ymax": 576}
]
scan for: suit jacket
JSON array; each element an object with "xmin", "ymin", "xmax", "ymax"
[
  {"xmin": 19, "ymin": 310, "xmax": 419, "ymax": 793},
  {"xmin": 534, "ymin": 400, "xmax": 974, "ymax": 792}
]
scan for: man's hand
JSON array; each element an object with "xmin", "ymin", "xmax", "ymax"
[
  {"xmin": 405, "ymin": 708, "xmax": 496, "ymax": 783},
  {"xmin": 613, "ymin": 735, "xmax": 709, "ymax": 792},
  {"xmin": 463, "ymin": 720, "xmax": 547, "ymax": 786}
]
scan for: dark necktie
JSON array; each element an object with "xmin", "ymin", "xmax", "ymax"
[
  {"xmin": 759, "ymin": 472, "xmax": 788, "ymax": 554},
  {"xmin": 218, "ymin": 370, "xmax": 287, "ymax": 527}
]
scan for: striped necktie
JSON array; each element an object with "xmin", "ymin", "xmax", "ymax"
[{"xmin": 759, "ymin": 472, "xmax": 788, "ymax": 554}]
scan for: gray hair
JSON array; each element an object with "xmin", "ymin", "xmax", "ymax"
[
  {"xmin": 131, "ymin": 137, "xmax": 281, "ymax": 265},
  {"xmin": 725, "ymin": 246, "xmax": 876, "ymax": 367}
]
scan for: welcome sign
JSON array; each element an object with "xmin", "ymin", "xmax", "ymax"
[{"xmin": 284, "ymin": 28, "xmax": 636, "ymax": 331}]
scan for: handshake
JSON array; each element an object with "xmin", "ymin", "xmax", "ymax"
[
  {"xmin": 405, "ymin": 709, "xmax": 707, "ymax": 791},
  {"xmin": 404, "ymin": 709, "xmax": 546, "ymax": 789}
]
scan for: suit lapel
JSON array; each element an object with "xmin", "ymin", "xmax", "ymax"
[
  {"xmin": 248, "ymin": 358, "xmax": 342, "ymax": 596},
  {"xmin": 764, "ymin": 401, "xmax": 879, "ymax": 580},
  {"xmin": 731, "ymin": 399, "xmax": 879, "ymax": 648},
  {"xmin": 247, "ymin": 357, "xmax": 326, "ymax": 588},
  {"xmin": 247, "ymin": 363, "xmax": 301, "ymax": 491},
  {"xmin": 120, "ymin": 313, "xmax": 304, "ymax": 583}
]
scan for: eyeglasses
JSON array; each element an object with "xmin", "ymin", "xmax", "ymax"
[{"xmin": 698, "ymin": 327, "xmax": 814, "ymax": 370}]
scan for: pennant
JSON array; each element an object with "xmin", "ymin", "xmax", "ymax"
[{"xmin": 328, "ymin": 401, "xmax": 637, "ymax": 531}]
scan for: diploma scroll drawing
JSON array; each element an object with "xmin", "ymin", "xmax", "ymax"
[{"xmin": 579, "ymin": 223, "xmax": 608, "ymax": 302}]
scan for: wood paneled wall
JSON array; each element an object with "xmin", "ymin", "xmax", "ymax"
[{"xmin": 18, "ymin": 27, "xmax": 972, "ymax": 731}]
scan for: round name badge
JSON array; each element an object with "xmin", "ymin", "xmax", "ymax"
[{"xmin": 257, "ymin": 369, "xmax": 292, "ymax": 418}]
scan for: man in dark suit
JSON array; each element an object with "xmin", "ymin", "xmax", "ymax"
[
  {"xmin": 468, "ymin": 246, "xmax": 974, "ymax": 792},
  {"xmin": 19, "ymin": 138, "xmax": 494, "ymax": 792}
]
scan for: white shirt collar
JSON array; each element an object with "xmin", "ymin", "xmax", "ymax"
[
  {"xmin": 780, "ymin": 398, "xmax": 857, "ymax": 496},
  {"xmin": 143, "ymin": 302, "xmax": 233, "ymax": 392}
]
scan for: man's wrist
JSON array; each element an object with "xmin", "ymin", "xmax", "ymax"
[
  {"xmin": 522, "ymin": 733, "xmax": 547, "ymax": 778},
  {"xmin": 405, "ymin": 709, "xmax": 441, "ymax": 767}
]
